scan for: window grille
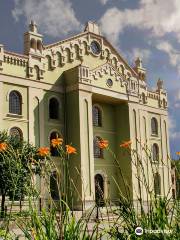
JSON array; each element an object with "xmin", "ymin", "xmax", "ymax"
[
  {"xmin": 93, "ymin": 106, "xmax": 102, "ymax": 127},
  {"xmin": 93, "ymin": 136, "xmax": 103, "ymax": 158},
  {"xmin": 9, "ymin": 91, "xmax": 22, "ymax": 115}
]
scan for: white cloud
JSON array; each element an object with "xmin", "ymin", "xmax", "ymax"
[
  {"xmin": 169, "ymin": 115, "xmax": 176, "ymax": 131},
  {"xmin": 170, "ymin": 131, "xmax": 180, "ymax": 140},
  {"xmin": 174, "ymin": 90, "xmax": 180, "ymax": 108},
  {"xmin": 174, "ymin": 102, "xmax": 180, "ymax": 108},
  {"xmin": 156, "ymin": 41, "xmax": 180, "ymax": 74},
  {"xmin": 99, "ymin": 0, "xmax": 180, "ymax": 46},
  {"xmin": 176, "ymin": 91, "xmax": 180, "ymax": 100},
  {"xmin": 99, "ymin": 0, "xmax": 109, "ymax": 5},
  {"xmin": 130, "ymin": 48, "xmax": 151, "ymax": 63},
  {"xmin": 12, "ymin": 0, "xmax": 82, "ymax": 38},
  {"xmin": 169, "ymin": 115, "xmax": 180, "ymax": 140}
]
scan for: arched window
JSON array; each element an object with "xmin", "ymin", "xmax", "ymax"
[
  {"xmin": 34, "ymin": 65, "xmax": 40, "ymax": 80},
  {"xmin": 154, "ymin": 173, "xmax": 161, "ymax": 196},
  {"xmin": 49, "ymin": 98, "xmax": 59, "ymax": 120},
  {"xmin": 74, "ymin": 44, "xmax": 80, "ymax": 59},
  {"xmin": 50, "ymin": 171, "xmax": 59, "ymax": 200},
  {"xmin": 56, "ymin": 52, "xmax": 62, "ymax": 66},
  {"xmin": 151, "ymin": 117, "xmax": 158, "ymax": 135},
  {"xmin": 9, "ymin": 91, "xmax": 22, "ymax": 115},
  {"xmin": 37, "ymin": 40, "xmax": 42, "ymax": 53},
  {"xmin": 30, "ymin": 38, "xmax": 36, "ymax": 51},
  {"xmin": 120, "ymin": 65, "xmax": 125, "ymax": 75},
  {"xmin": 93, "ymin": 136, "xmax": 103, "ymax": 158},
  {"xmin": 65, "ymin": 48, "xmax": 71, "ymax": 63},
  {"xmin": 46, "ymin": 55, "xmax": 52, "ymax": 70},
  {"xmin": 95, "ymin": 174, "xmax": 104, "ymax": 206},
  {"xmin": 10, "ymin": 127, "xmax": 23, "ymax": 140},
  {"xmin": 142, "ymin": 93, "xmax": 146, "ymax": 104},
  {"xmin": 50, "ymin": 131, "xmax": 60, "ymax": 156},
  {"xmin": 163, "ymin": 99, "xmax": 166, "ymax": 108},
  {"xmin": 152, "ymin": 143, "xmax": 159, "ymax": 162},
  {"xmin": 92, "ymin": 106, "xmax": 102, "ymax": 127}
]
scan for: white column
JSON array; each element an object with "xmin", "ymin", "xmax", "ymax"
[{"xmin": 79, "ymin": 91, "xmax": 95, "ymax": 206}]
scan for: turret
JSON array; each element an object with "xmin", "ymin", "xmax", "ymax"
[
  {"xmin": 156, "ymin": 78, "xmax": 163, "ymax": 91},
  {"xmin": 134, "ymin": 57, "xmax": 146, "ymax": 81},
  {"xmin": 24, "ymin": 21, "xmax": 43, "ymax": 56}
]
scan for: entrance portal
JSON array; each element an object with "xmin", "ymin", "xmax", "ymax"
[{"xmin": 95, "ymin": 174, "xmax": 104, "ymax": 206}]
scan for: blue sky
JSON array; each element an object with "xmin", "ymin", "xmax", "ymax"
[{"xmin": 0, "ymin": 0, "xmax": 179, "ymax": 158}]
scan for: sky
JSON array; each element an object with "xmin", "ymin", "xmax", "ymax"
[{"xmin": 0, "ymin": 0, "xmax": 179, "ymax": 158}]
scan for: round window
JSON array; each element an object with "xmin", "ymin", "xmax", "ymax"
[
  {"xmin": 106, "ymin": 79, "xmax": 113, "ymax": 87},
  {"xmin": 90, "ymin": 41, "xmax": 101, "ymax": 55}
]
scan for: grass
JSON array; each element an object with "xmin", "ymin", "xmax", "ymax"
[{"xmin": 0, "ymin": 136, "xmax": 179, "ymax": 239}]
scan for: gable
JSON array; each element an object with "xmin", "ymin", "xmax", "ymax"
[{"xmin": 42, "ymin": 31, "xmax": 138, "ymax": 84}]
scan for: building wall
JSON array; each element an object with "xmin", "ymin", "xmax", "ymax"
[{"xmin": 0, "ymin": 22, "xmax": 172, "ymax": 208}]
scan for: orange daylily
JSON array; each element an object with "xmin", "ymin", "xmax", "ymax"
[
  {"xmin": 98, "ymin": 139, "xmax": 109, "ymax": 149},
  {"xmin": 66, "ymin": 145, "xmax": 77, "ymax": 154},
  {"xmin": 0, "ymin": 142, "xmax": 7, "ymax": 152},
  {"xmin": 51, "ymin": 138, "xmax": 63, "ymax": 148},
  {"xmin": 120, "ymin": 140, "xmax": 132, "ymax": 148},
  {"xmin": 176, "ymin": 152, "xmax": 180, "ymax": 155},
  {"xmin": 37, "ymin": 147, "xmax": 50, "ymax": 157}
]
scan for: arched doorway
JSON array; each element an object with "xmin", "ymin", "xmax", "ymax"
[
  {"xmin": 50, "ymin": 171, "xmax": 59, "ymax": 200},
  {"xmin": 95, "ymin": 174, "xmax": 104, "ymax": 206}
]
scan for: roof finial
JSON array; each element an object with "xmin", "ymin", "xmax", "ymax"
[
  {"xmin": 84, "ymin": 21, "xmax": 101, "ymax": 35},
  {"xmin": 135, "ymin": 57, "xmax": 143, "ymax": 68},
  {"xmin": 29, "ymin": 20, "xmax": 38, "ymax": 33},
  {"xmin": 157, "ymin": 78, "xmax": 163, "ymax": 90}
]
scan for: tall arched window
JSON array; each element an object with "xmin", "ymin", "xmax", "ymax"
[
  {"xmin": 10, "ymin": 127, "xmax": 23, "ymax": 140},
  {"xmin": 92, "ymin": 106, "xmax": 102, "ymax": 127},
  {"xmin": 30, "ymin": 38, "xmax": 36, "ymax": 51},
  {"xmin": 46, "ymin": 55, "xmax": 52, "ymax": 70},
  {"xmin": 50, "ymin": 131, "xmax": 60, "ymax": 156},
  {"xmin": 95, "ymin": 174, "xmax": 104, "ymax": 206},
  {"xmin": 34, "ymin": 65, "xmax": 40, "ymax": 80},
  {"xmin": 163, "ymin": 99, "xmax": 166, "ymax": 108},
  {"xmin": 9, "ymin": 91, "xmax": 22, "ymax": 115},
  {"xmin": 142, "ymin": 93, "xmax": 146, "ymax": 104},
  {"xmin": 151, "ymin": 117, "xmax": 158, "ymax": 135},
  {"xmin": 49, "ymin": 98, "xmax": 59, "ymax": 120},
  {"xmin": 152, "ymin": 143, "xmax": 159, "ymax": 162},
  {"xmin": 154, "ymin": 173, "xmax": 161, "ymax": 196},
  {"xmin": 50, "ymin": 171, "xmax": 59, "ymax": 200},
  {"xmin": 56, "ymin": 52, "xmax": 62, "ymax": 66},
  {"xmin": 37, "ymin": 40, "xmax": 42, "ymax": 53},
  {"xmin": 93, "ymin": 136, "xmax": 103, "ymax": 158}
]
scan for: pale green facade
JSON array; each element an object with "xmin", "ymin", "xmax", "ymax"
[{"xmin": 0, "ymin": 21, "xmax": 171, "ymax": 209}]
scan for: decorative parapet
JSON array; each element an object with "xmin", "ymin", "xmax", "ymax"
[
  {"xmin": 147, "ymin": 89, "xmax": 167, "ymax": 109},
  {"xmin": 126, "ymin": 77, "xmax": 138, "ymax": 96},
  {"xmin": 4, "ymin": 51, "xmax": 28, "ymax": 67}
]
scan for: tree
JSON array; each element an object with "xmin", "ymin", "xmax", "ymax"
[{"xmin": 0, "ymin": 131, "xmax": 37, "ymax": 217}]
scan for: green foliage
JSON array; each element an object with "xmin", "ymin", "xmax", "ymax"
[
  {"xmin": 0, "ymin": 130, "xmax": 38, "ymax": 217},
  {"xmin": 0, "ymin": 133, "xmax": 179, "ymax": 239},
  {"xmin": 0, "ymin": 228, "xmax": 13, "ymax": 240}
]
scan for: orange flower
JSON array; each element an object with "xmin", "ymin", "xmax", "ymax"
[
  {"xmin": 66, "ymin": 145, "xmax": 77, "ymax": 154},
  {"xmin": 0, "ymin": 142, "xmax": 7, "ymax": 152},
  {"xmin": 37, "ymin": 147, "xmax": 50, "ymax": 157},
  {"xmin": 98, "ymin": 139, "xmax": 109, "ymax": 149},
  {"xmin": 176, "ymin": 152, "xmax": 180, "ymax": 155},
  {"xmin": 120, "ymin": 140, "xmax": 132, "ymax": 148},
  {"xmin": 51, "ymin": 138, "xmax": 63, "ymax": 148}
]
